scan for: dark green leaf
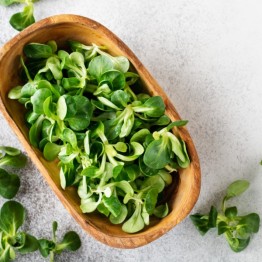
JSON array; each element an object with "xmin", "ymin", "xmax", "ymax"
[
  {"xmin": 38, "ymin": 239, "xmax": 55, "ymax": 258},
  {"xmin": 190, "ymin": 214, "xmax": 210, "ymax": 235},
  {"xmin": 103, "ymin": 195, "xmax": 122, "ymax": 217},
  {"xmin": 56, "ymin": 231, "xmax": 81, "ymax": 252},
  {"xmin": 88, "ymin": 55, "xmax": 114, "ymax": 79},
  {"xmin": 109, "ymin": 204, "xmax": 128, "ymax": 224},
  {"xmin": 145, "ymin": 188, "xmax": 159, "ymax": 215},
  {"xmin": 225, "ymin": 206, "xmax": 238, "ymax": 218},
  {"xmin": 207, "ymin": 206, "xmax": 218, "ymax": 228},
  {"xmin": 0, "ymin": 153, "xmax": 27, "ymax": 168},
  {"xmin": 24, "ymin": 43, "xmax": 53, "ymax": 59},
  {"xmin": 217, "ymin": 221, "xmax": 229, "ymax": 235},
  {"xmin": 143, "ymin": 138, "xmax": 170, "ymax": 169},
  {"xmin": 226, "ymin": 233, "xmax": 250, "ymax": 252},
  {"xmin": 122, "ymin": 203, "xmax": 144, "ymax": 233},
  {"xmin": 153, "ymin": 204, "xmax": 169, "ymax": 218},
  {"xmin": 43, "ymin": 143, "xmax": 62, "ymax": 161},
  {"xmin": 0, "ymin": 168, "xmax": 20, "ymax": 199},
  {"xmin": 238, "ymin": 213, "xmax": 260, "ymax": 234},
  {"xmin": 0, "ymin": 0, "xmax": 20, "ymax": 6},
  {"xmin": 9, "ymin": 5, "xmax": 35, "ymax": 31},
  {"xmin": 15, "ymin": 232, "xmax": 39, "ymax": 254},
  {"xmin": 0, "ymin": 201, "xmax": 25, "ymax": 236},
  {"xmin": 225, "ymin": 180, "xmax": 250, "ymax": 200},
  {"xmin": 31, "ymin": 88, "xmax": 52, "ymax": 114}
]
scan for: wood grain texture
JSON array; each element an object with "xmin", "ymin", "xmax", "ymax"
[{"xmin": 0, "ymin": 15, "xmax": 201, "ymax": 248}]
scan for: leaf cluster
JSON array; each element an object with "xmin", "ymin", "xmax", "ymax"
[
  {"xmin": 8, "ymin": 40, "xmax": 191, "ymax": 233},
  {"xmin": 0, "ymin": 145, "xmax": 81, "ymax": 261},
  {"xmin": 0, "ymin": 0, "xmax": 38, "ymax": 31},
  {"xmin": 190, "ymin": 180, "xmax": 260, "ymax": 252},
  {"xmin": 38, "ymin": 221, "xmax": 81, "ymax": 262}
]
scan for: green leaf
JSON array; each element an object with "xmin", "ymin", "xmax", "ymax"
[
  {"xmin": 145, "ymin": 188, "xmax": 159, "ymax": 215},
  {"xmin": 46, "ymin": 57, "xmax": 62, "ymax": 80},
  {"xmin": 190, "ymin": 214, "xmax": 210, "ymax": 235},
  {"xmin": 43, "ymin": 143, "xmax": 62, "ymax": 161},
  {"xmin": 88, "ymin": 55, "xmax": 114, "ymax": 79},
  {"xmin": 57, "ymin": 96, "xmax": 67, "ymax": 120},
  {"xmin": 226, "ymin": 233, "xmax": 250, "ymax": 252},
  {"xmin": 111, "ymin": 90, "xmax": 130, "ymax": 108},
  {"xmin": 0, "ymin": 0, "xmax": 20, "ymax": 6},
  {"xmin": 63, "ymin": 128, "xmax": 78, "ymax": 149},
  {"xmin": 99, "ymin": 70, "xmax": 126, "ymax": 91},
  {"xmin": 115, "ymin": 142, "xmax": 144, "ymax": 162},
  {"xmin": 103, "ymin": 195, "xmax": 122, "ymax": 217},
  {"xmin": 8, "ymin": 86, "xmax": 22, "ymax": 100},
  {"xmin": 24, "ymin": 43, "xmax": 53, "ymax": 59},
  {"xmin": 15, "ymin": 232, "xmax": 39, "ymax": 254},
  {"xmin": 132, "ymin": 96, "xmax": 165, "ymax": 117},
  {"xmin": 56, "ymin": 231, "xmax": 81, "ymax": 252},
  {"xmin": 38, "ymin": 239, "xmax": 54, "ymax": 258},
  {"xmin": 0, "ymin": 153, "xmax": 27, "ymax": 168},
  {"xmin": 130, "ymin": 129, "xmax": 151, "ymax": 143},
  {"xmin": 0, "ymin": 146, "xmax": 20, "ymax": 156},
  {"xmin": 138, "ymin": 157, "xmax": 158, "ymax": 177},
  {"xmin": 207, "ymin": 206, "xmax": 218, "ymax": 228},
  {"xmin": 113, "ymin": 142, "xmax": 128, "ymax": 153},
  {"xmin": 0, "ymin": 168, "xmax": 20, "ymax": 199},
  {"xmin": 225, "ymin": 180, "xmax": 250, "ymax": 200},
  {"xmin": 31, "ymin": 88, "xmax": 52, "ymax": 114},
  {"xmin": 153, "ymin": 204, "xmax": 169, "ymax": 218},
  {"xmin": 141, "ymin": 175, "xmax": 165, "ymax": 193},
  {"xmin": 238, "ymin": 213, "xmax": 260, "ymax": 234},
  {"xmin": 225, "ymin": 206, "xmax": 238, "ymax": 218},
  {"xmin": 0, "ymin": 201, "xmax": 25, "ymax": 236},
  {"xmin": 80, "ymin": 195, "xmax": 102, "ymax": 213},
  {"xmin": 66, "ymin": 96, "xmax": 93, "ymax": 131},
  {"xmin": 143, "ymin": 137, "xmax": 170, "ymax": 169},
  {"xmin": 9, "ymin": 4, "xmax": 35, "ymax": 31},
  {"xmin": 122, "ymin": 203, "xmax": 144, "ymax": 233},
  {"xmin": 217, "ymin": 221, "xmax": 229, "ymax": 235},
  {"xmin": 109, "ymin": 204, "xmax": 128, "ymax": 224},
  {"xmin": 110, "ymin": 56, "xmax": 129, "ymax": 73},
  {"xmin": 165, "ymin": 120, "xmax": 188, "ymax": 131},
  {"xmin": 97, "ymin": 202, "xmax": 110, "ymax": 217},
  {"xmin": 29, "ymin": 115, "xmax": 45, "ymax": 148}
]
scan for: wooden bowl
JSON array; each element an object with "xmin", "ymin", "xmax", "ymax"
[{"xmin": 0, "ymin": 15, "xmax": 201, "ymax": 248}]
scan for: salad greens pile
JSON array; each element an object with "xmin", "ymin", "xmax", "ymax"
[
  {"xmin": 190, "ymin": 180, "xmax": 260, "ymax": 252},
  {"xmin": 8, "ymin": 40, "xmax": 190, "ymax": 233},
  {"xmin": 0, "ymin": 145, "xmax": 81, "ymax": 262},
  {"xmin": 0, "ymin": 0, "xmax": 37, "ymax": 31}
]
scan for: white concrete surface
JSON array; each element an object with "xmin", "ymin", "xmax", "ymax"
[{"xmin": 0, "ymin": 0, "xmax": 262, "ymax": 261}]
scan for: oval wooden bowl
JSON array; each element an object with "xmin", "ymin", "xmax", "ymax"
[{"xmin": 0, "ymin": 15, "xmax": 201, "ymax": 248}]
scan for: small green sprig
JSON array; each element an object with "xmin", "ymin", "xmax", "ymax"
[
  {"xmin": 190, "ymin": 180, "xmax": 260, "ymax": 252},
  {"xmin": 0, "ymin": 0, "xmax": 38, "ymax": 31},
  {"xmin": 38, "ymin": 221, "xmax": 81, "ymax": 262}
]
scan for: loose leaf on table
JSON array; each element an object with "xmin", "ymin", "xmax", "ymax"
[
  {"xmin": 190, "ymin": 179, "xmax": 260, "ymax": 252},
  {"xmin": 0, "ymin": 201, "xmax": 25, "ymax": 236},
  {"xmin": 10, "ymin": 4, "xmax": 35, "ymax": 31},
  {"xmin": 0, "ymin": 168, "xmax": 20, "ymax": 199}
]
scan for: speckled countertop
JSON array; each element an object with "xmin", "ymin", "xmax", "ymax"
[{"xmin": 0, "ymin": 1, "xmax": 262, "ymax": 261}]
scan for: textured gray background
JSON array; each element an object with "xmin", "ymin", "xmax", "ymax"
[{"xmin": 0, "ymin": 0, "xmax": 262, "ymax": 261}]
